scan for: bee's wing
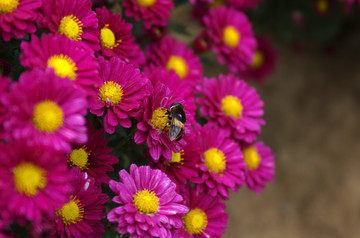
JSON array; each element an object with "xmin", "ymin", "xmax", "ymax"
[{"xmin": 169, "ymin": 118, "xmax": 182, "ymax": 141}]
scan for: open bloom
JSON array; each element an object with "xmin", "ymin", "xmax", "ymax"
[
  {"xmin": 90, "ymin": 57, "xmax": 149, "ymax": 134},
  {"xmin": 67, "ymin": 122, "xmax": 118, "ymax": 186},
  {"xmin": 96, "ymin": 6, "xmax": 145, "ymax": 66},
  {"xmin": 20, "ymin": 33, "xmax": 101, "ymax": 96},
  {"xmin": 192, "ymin": 123, "xmax": 246, "ymax": 200},
  {"xmin": 107, "ymin": 164, "xmax": 189, "ymax": 238},
  {"xmin": 0, "ymin": 141, "xmax": 73, "ymax": 225},
  {"xmin": 196, "ymin": 74, "xmax": 265, "ymax": 143},
  {"xmin": 4, "ymin": 69, "xmax": 88, "ymax": 152},
  {"xmin": 172, "ymin": 185, "xmax": 228, "ymax": 238},
  {"xmin": 52, "ymin": 168, "xmax": 108, "ymax": 238},
  {"xmin": 123, "ymin": 0, "xmax": 173, "ymax": 29},
  {"xmin": 40, "ymin": 0, "xmax": 100, "ymax": 51},
  {"xmin": 0, "ymin": 0, "xmax": 42, "ymax": 41},
  {"xmin": 242, "ymin": 141, "xmax": 275, "ymax": 194},
  {"xmin": 204, "ymin": 6, "xmax": 257, "ymax": 73},
  {"xmin": 146, "ymin": 37, "xmax": 203, "ymax": 89},
  {"xmin": 0, "ymin": 76, "xmax": 11, "ymax": 139}
]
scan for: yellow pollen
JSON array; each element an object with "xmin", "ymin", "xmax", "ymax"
[
  {"xmin": 133, "ymin": 189, "xmax": 159, "ymax": 214},
  {"xmin": 56, "ymin": 196, "xmax": 84, "ymax": 225},
  {"xmin": 100, "ymin": 24, "xmax": 119, "ymax": 49},
  {"xmin": 317, "ymin": 0, "xmax": 328, "ymax": 13},
  {"xmin": 221, "ymin": 95, "xmax": 243, "ymax": 119},
  {"xmin": 136, "ymin": 0, "xmax": 156, "ymax": 7},
  {"xmin": 183, "ymin": 208, "xmax": 208, "ymax": 235},
  {"xmin": 251, "ymin": 50, "xmax": 264, "ymax": 69},
  {"xmin": 208, "ymin": 0, "xmax": 225, "ymax": 8},
  {"xmin": 47, "ymin": 54, "xmax": 78, "ymax": 80},
  {"xmin": 171, "ymin": 150, "xmax": 183, "ymax": 163},
  {"xmin": 32, "ymin": 100, "xmax": 64, "ymax": 133},
  {"xmin": 243, "ymin": 147, "xmax": 261, "ymax": 170},
  {"xmin": 150, "ymin": 107, "xmax": 168, "ymax": 131},
  {"xmin": 223, "ymin": 26, "xmax": 241, "ymax": 48},
  {"xmin": 68, "ymin": 146, "xmax": 91, "ymax": 170},
  {"xmin": 59, "ymin": 15, "xmax": 83, "ymax": 41},
  {"xmin": 204, "ymin": 148, "xmax": 226, "ymax": 174},
  {"xmin": 166, "ymin": 55, "xmax": 188, "ymax": 79},
  {"xmin": 0, "ymin": 0, "xmax": 19, "ymax": 13},
  {"xmin": 99, "ymin": 81, "xmax": 123, "ymax": 105},
  {"xmin": 13, "ymin": 162, "xmax": 47, "ymax": 196}
]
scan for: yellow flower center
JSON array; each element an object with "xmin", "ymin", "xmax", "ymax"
[
  {"xmin": 100, "ymin": 24, "xmax": 119, "ymax": 49},
  {"xmin": 47, "ymin": 54, "xmax": 78, "ymax": 80},
  {"xmin": 204, "ymin": 148, "xmax": 226, "ymax": 174},
  {"xmin": 99, "ymin": 81, "xmax": 123, "ymax": 105},
  {"xmin": 59, "ymin": 15, "xmax": 83, "ymax": 41},
  {"xmin": 251, "ymin": 50, "xmax": 264, "ymax": 69},
  {"xmin": 221, "ymin": 95, "xmax": 243, "ymax": 119},
  {"xmin": 0, "ymin": 0, "xmax": 19, "ymax": 13},
  {"xmin": 136, "ymin": 0, "xmax": 156, "ymax": 7},
  {"xmin": 243, "ymin": 147, "xmax": 261, "ymax": 170},
  {"xmin": 56, "ymin": 196, "xmax": 84, "ymax": 225},
  {"xmin": 32, "ymin": 100, "xmax": 64, "ymax": 133},
  {"xmin": 166, "ymin": 55, "xmax": 188, "ymax": 79},
  {"xmin": 171, "ymin": 151, "xmax": 182, "ymax": 163},
  {"xmin": 68, "ymin": 146, "xmax": 90, "ymax": 170},
  {"xmin": 223, "ymin": 26, "xmax": 241, "ymax": 48},
  {"xmin": 150, "ymin": 107, "xmax": 168, "ymax": 131},
  {"xmin": 317, "ymin": 0, "xmax": 328, "ymax": 13},
  {"xmin": 208, "ymin": 0, "xmax": 225, "ymax": 8},
  {"xmin": 133, "ymin": 189, "xmax": 159, "ymax": 214},
  {"xmin": 13, "ymin": 162, "xmax": 47, "ymax": 196},
  {"xmin": 183, "ymin": 208, "xmax": 208, "ymax": 235}
]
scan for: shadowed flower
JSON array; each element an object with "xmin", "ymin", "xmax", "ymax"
[
  {"xmin": 314, "ymin": 0, "xmax": 333, "ymax": 15},
  {"xmin": 0, "ymin": 76, "xmax": 11, "ymax": 139},
  {"xmin": 107, "ymin": 164, "xmax": 189, "ymax": 238},
  {"xmin": 196, "ymin": 74, "xmax": 265, "ymax": 143}
]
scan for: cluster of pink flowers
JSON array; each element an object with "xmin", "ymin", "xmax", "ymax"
[{"xmin": 0, "ymin": 0, "xmax": 275, "ymax": 237}]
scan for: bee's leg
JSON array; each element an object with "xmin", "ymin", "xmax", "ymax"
[{"xmin": 156, "ymin": 122, "xmax": 170, "ymax": 136}]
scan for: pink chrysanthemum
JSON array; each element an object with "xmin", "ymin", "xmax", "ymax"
[
  {"xmin": 107, "ymin": 164, "xmax": 189, "ymax": 238},
  {"xmin": 146, "ymin": 37, "xmax": 203, "ymax": 89},
  {"xmin": 134, "ymin": 82, "xmax": 189, "ymax": 161},
  {"xmin": 0, "ymin": 141, "xmax": 73, "ymax": 225},
  {"xmin": 0, "ymin": 76, "xmax": 11, "ymax": 139},
  {"xmin": 0, "ymin": 0, "xmax": 42, "ymax": 41},
  {"xmin": 123, "ymin": 0, "xmax": 173, "ymax": 29},
  {"xmin": 67, "ymin": 122, "xmax": 118, "ymax": 186},
  {"xmin": 242, "ymin": 141, "xmax": 275, "ymax": 194},
  {"xmin": 204, "ymin": 6, "xmax": 257, "ymax": 73},
  {"xmin": 196, "ymin": 74, "xmax": 265, "ymax": 143},
  {"xmin": 20, "ymin": 33, "xmax": 101, "ymax": 96},
  {"xmin": 172, "ymin": 185, "xmax": 228, "ymax": 238},
  {"xmin": 192, "ymin": 123, "xmax": 246, "ymax": 200},
  {"xmin": 40, "ymin": 0, "xmax": 100, "ymax": 51},
  {"xmin": 242, "ymin": 36, "xmax": 278, "ymax": 83},
  {"xmin": 52, "ymin": 168, "xmax": 108, "ymax": 238},
  {"xmin": 147, "ymin": 132, "xmax": 200, "ymax": 189},
  {"xmin": 96, "ymin": 6, "xmax": 145, "ymax": 66},
  {"xmin": 89, "ymin": 57, "xmax": 149, "ymax": 134},
  {"xmin": 4, "ymin": 69, "xmax": 87, "ymax": 152}
]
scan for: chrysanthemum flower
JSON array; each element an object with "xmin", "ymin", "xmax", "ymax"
[
  {"xmin": 242, "ymin": 36, "xmax": 278, "ymax": 82},
  {"xmin": 0, "ymin": 141, "xmax": 73, "ymax": 225},
  {"xmin": 172, "ymin": 185, "xmax": 228, "ymax": 238},
  {"xmin": 89, "ymin": 57, "xmax": 149, "ymax": 134},
  {"xmin": 146, "ymin": 37, "xmax": 203, "ymax": 89},
  {"xmin": 67, "ymin": 122, "xmax": 118, "ymax": 186},
  {"xmin": 4, "ymin": 69, "xmax": 87, "ymax": 152},
  {"xmin": 96, "ymin": 6, "xmax": 145, "ymax": 66},
  {"xmin": 0, "ymin": 76, "xmax": 11, "ymax": 139},
  {"xmin": 0, "ymin": 0, "xmax": 42, "ymax": 41},
  {"xmin": 122, "ymin": 0, "xmax": 173, "ymax": 29},
  {"xmin": 196, "ymin": 74, "xmax": 265, "ymax": 143},
  {"xmin": 52, "ymin": 168, "xmax": 108, "ymax": 238},
  {"xmin": 40, "ymin": 0, "xmax": 100, "ymax": 51},
  {"xmin": 192, "ymin": 123, "xmax": 246, "ymax": 199},
  {"xmin": 147, "ymin": 132, "xmax": 200, "ymax": 189},
  {"xmin": 242, "ymin": 141, "xmax": 275, "ymax": 194},
  {"xmin": 227, "ymin": 0, "xmax": 264, "ymax": 10},
  {"xmin": 134, "ymin": 82, "xmax": 189, "ymax": 161},
  {"xmin": 20, "ymin": 33, "xmax": 101, "ymax": 96},
  {"xmin": 204, "ymin": 6, "xmax": 257, "ymax": 73},
  {"xmin": 107, "ymin": 164, "xmax": 189, "ymax": 238}
]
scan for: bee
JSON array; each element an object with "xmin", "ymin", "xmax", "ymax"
[{"xmin": 164, "ymin": 103, "xmax": 186, "ymax": 141}]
